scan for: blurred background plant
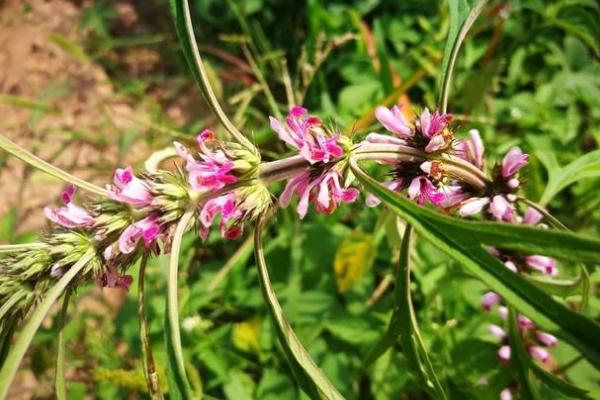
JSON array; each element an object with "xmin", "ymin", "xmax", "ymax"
[{"xmin": 0, "ymin": 0, "xmax": 598, "ymax": 398}]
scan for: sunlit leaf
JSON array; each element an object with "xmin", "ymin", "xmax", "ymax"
[{"xmin": 333, "ymin": 231, "xmax": 375, "ymax": 293}]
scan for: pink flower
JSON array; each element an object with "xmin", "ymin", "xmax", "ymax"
[
  {"xmin": 118, "ymin": 216, "xmax": 161, "ymax": 254},
  {"xmin": 500, "ymin": 388, "xmax": 513, "ymax": 400},
  {"xmin": 418, "ymin": 108, "xmax": 451, "ymax": 139},
  {"xmin": 45, "ymin": 186, "xmax": 94, "ymax": 228},
  {"xmin": 536, "ymin": 332, "xmax": 558, "ymax": 347},
  {"xmin": 314, "ymin": 170, "xmax": 360, "ymax": 215},
  {"xmin": 525, "ymin": 255, "xmax": 558, "ymax": 276},
  {"xmin": 497, "ymin": 345, "xmax": 511, "ymax": 363},
  {"xmin": 518, "ymin": 314, "xmax": 535, "ymax": 330},
  {"xmin": 365, "ymin": 132, "xmax": 407, "ymax": 146},
  {"xmin": 270, "ymin": 106, "xmax": 343, "ymax": 164},
  {"xmin": 501, "ymin": 147, "xmax": 529, "ymax": 178},
  {"xmin": 374, "ymin": 105, "xmax": 413, "ymax": 138},
  {"xmin": 504, "ymin": 260, "xmax": 518, "ymax": 273},
  {"xmin": 280, "ymin": 170, "xmax": 358, "ymax": 219},
  {"xmin": 408, "ymin": 176, "xmax": 445, "ymax": 205},
  {"xmin": 459, "ymin": 197, "xmax": 490, "ymax": 217},
  {"xmin": 523, "ymin": 207, "xmax": 543, "ymax": 225},
  {"xmin": 50, "ymin": 264, "xmax": 64, "ymax": 278},
  {"xmin": 498, "ymin": 306, "xmax": 508, "ymax": 320},
  {"xmin": 488, "ymin": 324, "xmax": 507, "ymax": 339},
  {"xmin": 489, "ymin": 195, "xmax": 514, "ymax": 221},
  {"xmin": 99, "ymin": 266, "xmax": 133, "ymax": 290},
  {"xmin": 424, "ymin": 134, "xmax": 447, "ymax": 153},
  {"xmin": 107, "ymin": 166, "xmax": 153, "ymax": 206},
  {"xmin": 528, "ymin": 346, "xmax": 549, "ymax": 363},
  {"xmin": 481, "ymin": 292, "xmax": 501, "ymax": 311},
  {"xmin": 454, "ymin": 129, "xmax": 485, "ymax": 169},
  {"xmin": 175, "ymin": 131, "xmax": 239, "ymax": 192},
  {"xmin": 199, "ymin": 193, "xmax": 244, "ymax": 240},
  {"xmin": 365, "ymin": 180, "xmax": 403, "ymax": 208}
]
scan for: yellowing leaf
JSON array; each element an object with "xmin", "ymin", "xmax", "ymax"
[
  {"xmin": 232, "ymin": 317, "xmax": 262, "ymax": 353},
  {"xmin": 333, "ymin": 232, "xmax": 375, "ymax": 293}
]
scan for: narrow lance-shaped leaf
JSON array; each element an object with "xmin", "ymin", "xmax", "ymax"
[
  {"xmin": 0, "ymin": 135, "xmax": 107, "ymax": 197},
  {"xmin": 0, "ymin": 250, "xmax": 96, "ymax": 400},
  {"xmin": 254, "ymin": 214, "xmax": 345, "ymax": 400},
  {"xmin": 169, "ymin": 0, "xmax": 256, "ymax": 151},
  {"xmin": 350, "ymin": 158, "xmax": 600, "ymax": 369},
  {"xmin": 164, "ymin": 209, "xmax": 195, "ymax": 400},
  {"xmin": 392, "ymin": 225, "xmax": 448, "ymax": 399},
  {"xmin": 438, "ymin": 0, "xmax": 488, "ymax": 112}
]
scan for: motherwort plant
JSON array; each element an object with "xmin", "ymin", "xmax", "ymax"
[{"xmin": 0, "ymin": 1, "xmax": 599, "ymax": 399}]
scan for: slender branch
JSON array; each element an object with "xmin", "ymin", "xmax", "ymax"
[
  {"xmin": 207, "ymin": 233, "xmax": 253, "ymax": 292},
  {"xmin": 55, "ymin": 290, "xmax": 71, "ymax": 400},
  {"xmin": 139, "ymin": 253, "xmax": 164, "ymax": 399},
  {"xmin": 0, "ymin": 135, "xmax": 107, "ymax": 197},
  {"xmin": 177, "ymin": 0, "xmax": 256, "ymax": 151},
  {"xmin": 164, "ymin": 208, "xmax": 195, "ymax": 399}
]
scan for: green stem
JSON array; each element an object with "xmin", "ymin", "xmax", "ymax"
[
  {"xmin": 55, "ymin": 290, "xmax": 71, "ymax": 400},
  {"xmin": 165, "ymin": 208, "xmax": 195, "ymax": 399},
  {"xmin": 0, "ymin": 135, "xmax": 107, "ymax": 197},
  {"xmin": 139, "ymin": 253, "xmax": 164, "ymax": 400},
  {"xmin": 172, "ymin": 0, "xmax": 256, "ymax": 151}
]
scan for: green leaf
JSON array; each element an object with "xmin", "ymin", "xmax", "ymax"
[
  {"xmin": 391, "ymin": 225, "xmax": 447, "ymax": 399},
  {"xmin": 438, "ymin": 0, "xmax": 488, "ymax": 112},
  {"xmin": 539, "ymin": 149, "xmax": 600, "ymax": 206},
  {"xmin": 0, "ymin": 250, "xmax": 95, "ymax": 400},
  {"xmin": 350, "ymin": 158, "xmax": 600, "ymax": 369},
  {"xmin": 0, "ymin": 135, "xmax": 107, "ymax": 197},
  {"xmin": 164, "ymin": 210, "xmax": 195, "ymax": 400},
  {"xmin": 169, "ymin": 0, "xmax": 255, "ymax": 151},
  {"xmin": 254, "ymin": 214, "xmax": 345, "ymax": 400},
  {"xmin": 530, "ymin": 361, "xmax": 591, "ymax": 399}
]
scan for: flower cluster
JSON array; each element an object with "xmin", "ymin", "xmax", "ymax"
[
  {"xmin": 365, "ymin": 105, "xmax": 462, "ymax": 207},
  {"xmin": 270, "ymin": 107, "xmax": 358, "ymax": 218}
]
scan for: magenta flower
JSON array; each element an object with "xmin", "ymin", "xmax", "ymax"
[
  {"xmin": 517, "ymin": 314, "xmax": 535, "ymax": 330},
  {"xmin": 459, "ymin": 197, "xmax": 490, "ymax": 217},
  {"xmin": 270, "ymin": 106, "xmax": 343, "ymax": 164},
  {"xmin": 528, "ymin": 346, "xmax": 549, "ymax": 363},
  {"xmin": 524, "ymin": 255, "xmax": 557, "ymax": 276},
  {"xmin": 498, "ymin": 345, "xmax": 511, "ymax": 363},
  {"xmin": 45, "ymin": 185, "xmax": 94, "ymax": 228},
  {"xmin": 481, "ymin": 291, "xmax": 501, "ymax": 311},
  {"xmin": 455, "ymin": 129, "xmax": 485, "ymax": 169},
  {"xmin": 407, "ymin": 176, "xmax": 445, "ymax": 205},
  {"xmin": 488, "ymin": 324, "xmax": 507, "ymax": 339},
  {"xmin": 523, "ymin": 207, "xmax": 543, "ymax": 225},
  {"xmin": 536, "ymin": 332, "xmax": 558, "ymax": 347},
  {"xmin": 280, "ymin": 169, "xmax": 358, "ymax": 219},
  {"xmin": 489, "ymin": 195, "xmax": 514, "ymax": 221},
  {"xmin": 365, "ymin": 180, "xmax": 402, "ymax": 208},
  {"xmin": 199, "ymin": 193, "xmax": 244, "ymax": 240},
  {"xmin": 118, "ymin": 216, "xmax": 161, "ymax": 254},
  {"xmin": 100, "ymin": 267, "xmax": 134, "ymax": 290},
  {"xmin": 374, "ymin": 105, "xmax": 413, "ymax": 138},
  {"xmin": 107, "ymin": 166, "xmax": 153, "ymax": 207},
  {"xmin": 418, "ymin": 108, "xmax": 451, "ymax": 138},
  {"xmin": 174, "ymin": 130, "xmax": 239, "ymax": 192},
  {"xmin": 365, "ymin": 132, "xmax": 407, "ymax": 146},
  {"xmin": 501, "ymin": 147, "xmax": 529, "ymax": 178},
  {"xmin": 500, "ymin": 388, "xmax": 513, "ymax": 400}
]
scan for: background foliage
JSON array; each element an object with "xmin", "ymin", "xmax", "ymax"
[{"xmin": 0, "ymin": 0, "xmax": 599, "ymax": 398}]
